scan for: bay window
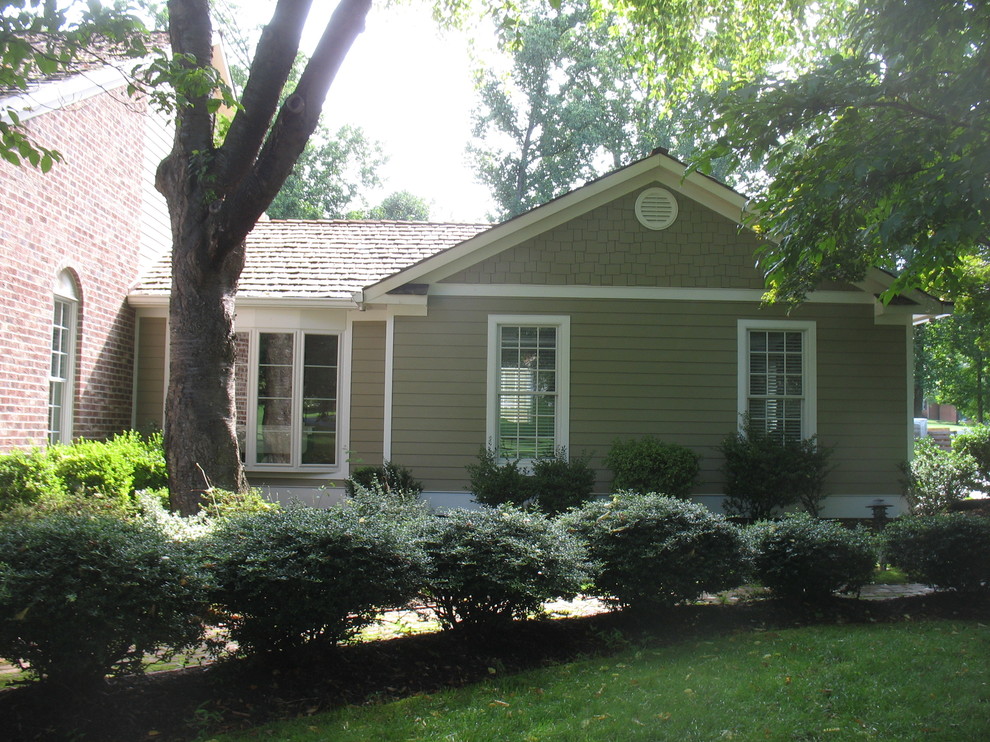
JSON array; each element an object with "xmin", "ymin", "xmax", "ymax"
[{"xmin": 236, "ymin": 330, "xmax": 339, "ymax": 469}]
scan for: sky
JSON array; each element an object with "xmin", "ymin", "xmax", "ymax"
[{"xmin": 294, "ymin": 3, "xmax": 498, "ymax": 222}]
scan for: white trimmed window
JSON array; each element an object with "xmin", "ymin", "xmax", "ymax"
[
  {"xmin": 49, "ymin": 272, "xmax": 78, "ymax": 445},
  {"xmin": 236, "ymin": 330, "xmax": 340, "ymax": 469},
  {"xmin": 487, "ymin": 315, "xmax": 570, "ymax": 462},
  {"xmin": 738, "ymin": 319, "xmax": 817, "ymax": 441}
]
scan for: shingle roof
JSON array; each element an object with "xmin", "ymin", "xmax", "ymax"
[{"xmin": 130, "ymin": 219, "xmax": 492, "ymax": 301}]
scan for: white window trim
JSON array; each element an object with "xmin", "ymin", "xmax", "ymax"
[
  {"xmin": 486, "ymin": 314, "xmax": 570, "ymax": 465},
  {"xmin": 737, "ymin": 319, "xmax": 817, "ymax": 439},
  {"xmin": 49, "ymin": 274, "xmax": 79, "ymax": 445},
  {"xmin": 242, "ymin": 329, "xmax": 343, "ymax": 473}
]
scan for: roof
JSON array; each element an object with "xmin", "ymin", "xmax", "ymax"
[{"xmin": 129, "ymin": 220, "xmax": 491, "ymax": 303}]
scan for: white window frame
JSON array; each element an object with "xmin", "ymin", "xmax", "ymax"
[
  {"xmin": 49, "ymin": 272, "xmax": 79, "ymax": 445},
  {"xmin": 737, "ymin": 319, "xmax": 817, "ymax": 440},
  {"xmin": 241, "ymin": 329, "xmax": 341, "ymax": 472},
  {"xmin": 487, "ymin": 315, "xmax": 570, "ymax": 465}
]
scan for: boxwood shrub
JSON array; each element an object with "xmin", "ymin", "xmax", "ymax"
[
  {"xmin": 884, "ymin": 513, "xmax": 990, "ymax": 591},
  {"xmin": 0, "ymin": 431, "xmax": 167, "ymax": 513},
  {"xmin": 344, "ymin": 460, "xmax": 424, "ymax": 499},
  {"xmin": 749, "ymin": 514, "xmax": 876, "ymax": 601},
  {"xmin": 563, "ymin": 492, "xmax": 747, "ymax": 609},
  {"xmin": 205, "ymin": 505, "xmax": 427, "ymax": 654},
  {"xmin": 419, "ymin": 506, "xmax": 589, "ymax": 628},
  {"xmin": 0, "ymin": 513, "xmax": 208, "ymax": 686},
  {"xmin": 603, "ymin": 438, "xmax": 699, "ymax": 498}
]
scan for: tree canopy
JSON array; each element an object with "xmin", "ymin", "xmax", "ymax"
[
  {"xmin": 694, "ymin": 0, "xmax": 989, "ymax": 305},
  {"xmin": 0, "ymin": 0, "xmax": 152, "ymax": 170}
]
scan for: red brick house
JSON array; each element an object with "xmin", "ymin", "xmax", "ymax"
[{"xmin": 0, "ymin": 56, "xmax": 172, "ymax": 448}]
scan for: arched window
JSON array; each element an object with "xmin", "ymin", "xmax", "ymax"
[{"xmin": 49, "ymin": 271, "xmax": 79, "ymax": 444}]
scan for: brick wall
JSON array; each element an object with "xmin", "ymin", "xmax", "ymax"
[{"xmin": 0, "ymin": 86, "xmax": 148, "ymax": 448}]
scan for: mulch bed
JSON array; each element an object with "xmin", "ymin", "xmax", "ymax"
[{"xmin": 2, "ymin": 591, "xmax": 988, "ymax": 741}]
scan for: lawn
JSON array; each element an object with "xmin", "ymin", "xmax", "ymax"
[{"xmin": 212, "ymin": 620, "xmax": 989, "ymax": 742}]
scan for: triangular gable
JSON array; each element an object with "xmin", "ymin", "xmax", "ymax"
[
  {"xmin": 359, "ymin": 150, "xmax": 951, "ymax": 324},
  {"xmin": 360, "ymin": 150, "xmax": 748, "ymax": 301}
]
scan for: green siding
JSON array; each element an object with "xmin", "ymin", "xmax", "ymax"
[
  {"xmin": 390, "ymin": 296, "xmax": 908, "ymax": 499},
  {"xmin": 134, "ymin": 316, "xmax": 166, "ymax": 431},
  {"xmin": 349, "ymin": 321, "xmax": 386, "ymax": 469}
]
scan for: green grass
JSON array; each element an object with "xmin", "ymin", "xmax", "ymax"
[{"xmin": 211, "ymin": 620, "xmax": 990, "ymax": 741}]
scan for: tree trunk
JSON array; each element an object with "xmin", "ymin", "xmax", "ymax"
[{"xmin": 159, "ymin": 0, "xmax": 372, "ymax": 514}]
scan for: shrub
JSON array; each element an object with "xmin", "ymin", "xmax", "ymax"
[
  {"xmin": 0, "ymin": 448, "xmax": 66, "ymax": 510},
  {"xmin": 749, "ymin": 514, "xmax": 877, "ymax": 601},
  {"xmin": 562, "ymin": 492, "xmax": 747, "ymax": 609},
  {"xmin": 0, "ymin": 432, "xmax": 167, "ymax": 514},
  {"xmin": 952, "ymin": 425, "xmax": 990, "ymax": 493},
  {"xmin": 205, "ymin": 505, "xmax": 426, "ymax": 654},
  {"xmin": 530, "ymin": 448, "xmax": 596, "ymax": 515},
  {"xmin": 199, "ymin": 487, "xmax": 278, "ymax": 518},
  {"xmin": 901, "ymin": 437, "xmax": 978, "ymax": 515},
  {"xmin": 884, "ymin": 514, "xmax": 990, "ymax": 591},
  {"xmin": 0, "ymin": 513, "xmax": 208, "ymax": 686},
  {"xmin": 344, "ymin": 460, "xmax": 423, "ymax": 499},
  {"xmin": 419, "ymin": 506, "xmax": 589, "ymax": 628},
  {"xmin": 603, "ymin": 437, "xmax": 699, "ymax": 498},
  {"xmin": 720, "ymin": 421, "xmax": 833, "ymax": 519},
  {"xmin": 466, "ymin": 446, "xmax": 532, "ymax": 507}
]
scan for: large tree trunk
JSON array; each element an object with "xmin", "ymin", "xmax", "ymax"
[
  {"xmin": 159, "ymin": 0, "xmax": 372, "ymax": 514},
  {"xmin": 161, "ymin": 186, "xmax": 249, "ymax": 512}
]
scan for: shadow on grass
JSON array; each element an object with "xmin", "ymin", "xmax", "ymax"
[{"xmin": 1, "ymin": 591, "xmax": 987, "ymax": 741}]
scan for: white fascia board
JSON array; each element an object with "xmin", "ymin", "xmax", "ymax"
[
  {"xmin": 362, "ymin": 153, "xmax": 749, "ymax": 302},
  {"xmin": 430, "ymin": 283, "xmax": 877, "ymax": 305},
  {"xmin": 128, "ymin": 295, "xmax": 358, "ymax": 310},
  {"xmin": 3, "ymin": 65, "xmax": 132, "ymax": 124}
]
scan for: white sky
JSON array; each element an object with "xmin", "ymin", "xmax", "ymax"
[{"xmin": 301, "ymin": 3, "xmax": 497, "ymax": 222}]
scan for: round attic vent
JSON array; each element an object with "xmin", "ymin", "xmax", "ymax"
[{"xmin": 635, "ymin": 187, "xmax": 678, "ymax": 230}]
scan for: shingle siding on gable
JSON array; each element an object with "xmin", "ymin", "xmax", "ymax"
[
  {"xmin": 0, "ymin": 87, "xmax": 145, "ymax": 448},
  {"xmin": 440, "ymin": 190, "xmax": 769, "ymax": 289}
]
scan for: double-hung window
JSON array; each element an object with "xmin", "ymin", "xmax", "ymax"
[
  {"xmin": 236, "ymin": 331, "xmax": 339, "ymax": 469},
  {"xmin": 738, "ymin": 319, "xmax": 816, "ymax": 441},
  {"xmin": 49, "ymin": 272, "xmax": 78, "ymax": 445},
  {"xmin": 487, "ymin": 315, "xmax": 570, "ymax": 463}
]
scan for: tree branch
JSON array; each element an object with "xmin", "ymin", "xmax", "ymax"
[
  {"xmin": 216, "ymin": 0, "xmax": 314, "ymax": 190},
  {"xmin": 221, "ymin": 0, "xmax": 372, "ymax": 247}
]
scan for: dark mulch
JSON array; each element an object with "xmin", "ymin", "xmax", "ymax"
[{"xmin": 2, "ymin": 592, "xmax": 988, "ymax": 741}]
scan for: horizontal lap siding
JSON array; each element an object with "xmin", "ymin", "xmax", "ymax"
[
  {"xmin": 134, "ymin": 317, "xmax": 166, "ymax": 432},
  {"xmin": 391, "ymin": 295, "xmax": 909, "ymax": 499},
  {"xmin": 349, "ymin": 321, "xmax": 386, "ymax": 469}
]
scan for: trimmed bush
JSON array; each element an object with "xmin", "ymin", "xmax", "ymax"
[
  {"xmin": 205, "ymin": 506, "xmax": 426, "ymax": 654},
  {"xmin": 0, "ymin": 432, "xmax": 168, "ymax": 514},
  {"xmin": 466, "ymin": 446, "xmax": 532, "ymax": 507},
  {"xmin": 531, "ymin": 448, "xmax": 596, "ymax": 515},
  {"xmin": 419, "ymin": 506, "xmax": 589, "ymax": 628},
  {"xmin": 951, "ymin": 425, "xmax": 990, "ymax": 493},
  {"xmin": 901, "ymin": 437, "xmax": 978, "ymax": 515},
  {"xmin": 563, "ymin": 492, "xmax": 747, "ymax": 609},
  {"xmin": 604, "ymin": 437, "xmax": 699, "ymax": 498},
  {"xmin": 749, "ymin": 514, "xmax": 876, "ymax": 601},
  {"xmin": 344, "ymin": 460, "xmax": 423, "ymax": 499},
  {"xmin": 0, "ymin": 448, "xmax": 66, "ymax": 510},
  {"xmin": 884, "ymin": 514, "xmax": 990, "ymax": 591},
  {"xmin": 720, "ymin": 422, "xmax": 833, "ymax": 519},
  {"xmin": 0, "ymin": 513, "xmax": 208, "ymax": 686}
]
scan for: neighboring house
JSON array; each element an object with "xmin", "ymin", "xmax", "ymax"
[
  {"xmin": 0, "ymin": 50, "xmax": 173, "ymax": 449},
  {"xmin": 130, "ymin": 151, "xmax": 950, "ymax": 517}
]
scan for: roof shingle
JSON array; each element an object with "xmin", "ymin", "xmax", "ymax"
[{"xmin": 130, "ymin": 219, "xmax": 491, "ymax": 301}]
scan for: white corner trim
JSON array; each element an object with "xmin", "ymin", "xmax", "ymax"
[{"xmin": 383, "ymin": 315, "xmax": 395, "ymax": 462}]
